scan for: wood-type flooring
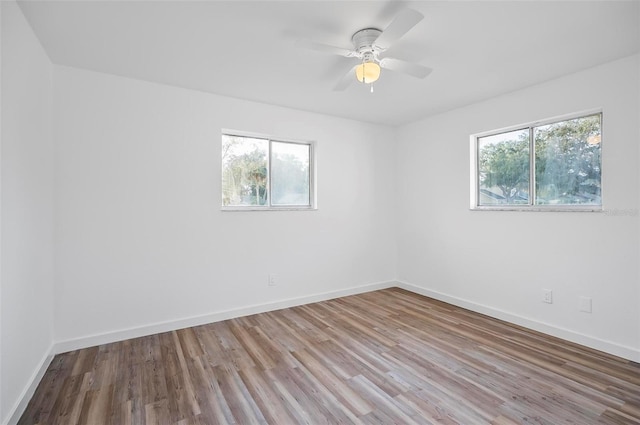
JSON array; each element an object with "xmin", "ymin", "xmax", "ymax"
[{"xmin": 18, "ymin": 288, "xmax": 640, "ymax": 424}]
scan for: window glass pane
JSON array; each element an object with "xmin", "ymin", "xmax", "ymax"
[
  {"xmin": 478, "ymin": 129, "xmax": 530, "ymax": 206},
  {"xmin": 534, "ymin": 114, "xmax": 601, "ymax": 205},
  {"xmin": 221, "ymin": 135, "xmax": 268, "ymax": 206},
  {"xmin": 271, "ymin": 141, "xmax": 310, "ymax": 206}
]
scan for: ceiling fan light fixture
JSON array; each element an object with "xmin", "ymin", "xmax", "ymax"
[{"xmin": 355, "ymin": 61, "xmax": 381, "ymax": 84}]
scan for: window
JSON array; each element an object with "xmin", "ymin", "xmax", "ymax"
[
  {"xmin": 471, "ymin": 112, "xmax": 602, "ymax": 210},
  {"xmin": 221, "ymin": 133, "xmax": 314, "ymax": 210}
]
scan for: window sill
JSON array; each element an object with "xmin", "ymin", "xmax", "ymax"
[
  {"xmin": 470, "ymin": 206, "xmax": 602, "ymax": 212},
  {"xmin": 221, "ymin": 206, "xmax": 317, "ymax": 212}
]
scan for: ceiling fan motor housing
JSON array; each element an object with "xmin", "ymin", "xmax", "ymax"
[{"xmin": 351, "ymin": 28, "xmax": 383, "ymax": 56}]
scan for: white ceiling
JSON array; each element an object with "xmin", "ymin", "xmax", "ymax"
[{"xmin": 17, "ymin": 0, "xmax": 640, "ymax": 126}]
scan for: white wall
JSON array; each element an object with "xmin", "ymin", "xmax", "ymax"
[
  {"xmin": 0, "ymin": 2, "xmax": 55, "ymax": 424},
  {"xmin": 52, "ymin": 66, "xmax": 397, "ymax": 346},
  {"xmin": 396, "ymin": 54, "xmax": 640, "ymax": 360}
]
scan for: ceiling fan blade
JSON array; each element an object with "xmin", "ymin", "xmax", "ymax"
[
  {"xmin": 380, "ymin": 57, "xmax": 433, "ymax": 79},
  {"xmin": 295, "ymin": 39, "xmax": 354, "ymax": 57},
  {"xmin": 334, "ymin": 65, "xmax": 358, "ymax": 91},
  {"xmin": 374, "ymin": 9, "xmax": 424, "ymax": 49}
]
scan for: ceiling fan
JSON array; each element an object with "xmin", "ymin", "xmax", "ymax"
[{"xmin": 296, "ymin": 9, "xmax": 433, "ymax": 92}]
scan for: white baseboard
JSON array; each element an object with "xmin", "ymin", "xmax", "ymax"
[
  {"xmin": 10, "ymin": 279, "xmax": 637, "ymax": 425},
  {"xmin": 54, "ymin": 280, "xmax": 396, "ymax": 354},
  {"xmin": 3, "ymin": 345, "xmax": 54, "ymax": 425},
  {"xmin": 52, "ymin": 279, "xmax": 640, "ymax": 361},
  {"xmin": 4, "ymin": 281, "xmax": 394, "ymax": 424},
  {"xmin": 396, "ymin": 280, "xmax": 640, "ymax": 363}
]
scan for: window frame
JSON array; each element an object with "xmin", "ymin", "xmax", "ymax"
[
  {"xmin": 470, "ymin": 110, "xmax": 603, "ymax": 212},
  {"xmin": 221, "ymin": 130, "xmax": 316, "ymax": 211}
]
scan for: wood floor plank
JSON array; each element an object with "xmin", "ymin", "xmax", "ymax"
[
  {"xmin": 348, "ymin": 374, "xmax": 420, "ymax": 425},
  {"xmin": 185, "ymin": 356, "xmax": 234, "ymax": 424},
  {"xmin": 291, "ymin": 348, "xmax": 372, "ymax": 416},
  {"xmin": 19, "ymin": 288, "xmax": 640, "ymax": 424},
  {"xmin": 237, "ymin": 366, "xmax": 299, "ymax": 424},
  {"xmin": 229, "ymin": 319, "xmax": 277, "ymax": 371},
  {"xmin": 264, "ymin": 367, "xmax": 322, "ymax": 425},
  {"xmin": 77, "ymin": 385, "xmax": 115, "ymax": 425}
]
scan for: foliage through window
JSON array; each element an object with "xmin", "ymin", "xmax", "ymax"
[
  {"xmin": 473, "ymin": 113, "xmax": 602, "ymax": 210},
  {"xmin": 222, "ymin": 134, "xmax": 313, "ymax": 209}
]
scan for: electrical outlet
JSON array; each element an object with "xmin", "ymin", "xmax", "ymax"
[
  {"xmin": 542, "ymin": 289, "xmax": 553, "ymax": 304},
  {"xmin": 579, "ymin": 296, "xmax": 592, "ymax": 313},
  {"xmin": 268, "ymin": 273, "xmax": 278, "ymax": 286}
]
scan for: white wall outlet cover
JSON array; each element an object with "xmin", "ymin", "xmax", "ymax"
[{"xmin": 579, "ymin": 296, "xmax": 592, "ymax": 313}]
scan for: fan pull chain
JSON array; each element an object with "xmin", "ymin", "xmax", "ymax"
[
  {"xmin": 362, "ymin": 60, "xmax": 366, "ymax": 84},
  {"xmin": 360, "ymin": 60, "xmax": 374, "ymax": 93},
  {"xmin": 363, "ymin": 61, "xmax": 373, "ymax": 93}
]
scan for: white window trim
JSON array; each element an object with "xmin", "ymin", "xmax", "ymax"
[
  {"xmin": 221, "ymin": 129, "xmax": 317, "ymax": 211},
  {"xmin": 470, "ymin": 109, "xmax": 603, "ymax": 212}
]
